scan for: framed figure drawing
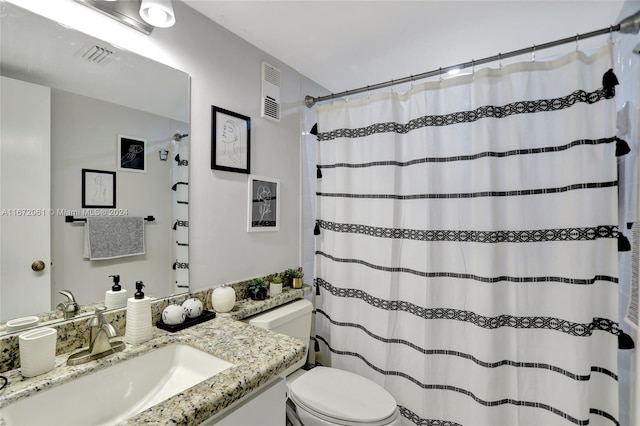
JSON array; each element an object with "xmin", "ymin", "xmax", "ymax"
[
  {"xmin": 247, "ymin": 175, "xmax": 279, "ymax": 232},
  {"xmin": 118, "ymin": 134, "xmax": 146, "ymax": 173},
  {"xmin": 211, "ymin": 105, "xmax": 250, "ymax": 174},
  {"xmin": 82, "ymin": 169, "xmax": 116, "ymax": 208}
]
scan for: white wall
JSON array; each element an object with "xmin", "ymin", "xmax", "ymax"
[
  {"xmin": 166, "ymin": 2, "xmax": 308, "ymax": 289},
  {"xmin": 132, "ymin": 1, "xmax": 315, "ymax": 290}
]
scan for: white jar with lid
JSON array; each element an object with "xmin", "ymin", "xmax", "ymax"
[{"xmin": 211, "ymin": 285, "xmax": 235, "ymax": 313}]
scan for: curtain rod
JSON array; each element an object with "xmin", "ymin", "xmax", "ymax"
[{"xmin": 304, "ymin": 10, "xmax": 640, "ymax": 108}]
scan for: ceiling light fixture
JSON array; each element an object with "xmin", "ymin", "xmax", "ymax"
[
  {"xmin": 74, "ymin": 0, "xmax": 155, "ymax": 34},
  {"xmin": 139, "ymin": 0, "xmax": 176, "ymax": 28}
]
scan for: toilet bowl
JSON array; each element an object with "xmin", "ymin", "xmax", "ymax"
[{"xmin": 244, "ymin": 299, "xmax": 401, "ymax": 426}]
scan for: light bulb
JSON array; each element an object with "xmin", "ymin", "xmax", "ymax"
[
  {"xmin": 139, "ymin": 0, "xmax": 176, "ymax": 28},
  {"xmin": 148, "ymin": 8, "xmax": 168, "ymax": 24}
]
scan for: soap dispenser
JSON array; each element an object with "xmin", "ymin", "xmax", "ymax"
[
  {"xmin": 104, "ymin": 274, "xmax": 128, "ymax": 310},
  {"xmin": 125, "ymin": 281, "xmax": 152, "ymax": 344}
]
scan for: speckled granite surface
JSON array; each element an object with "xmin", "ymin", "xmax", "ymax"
[
  {"xmin": 0, "ymin": 286, "xmax": 311, "ymax": 425},
  {"xmin": 0, "ymin": 317, "xmax": 306, "ymax": 425}
]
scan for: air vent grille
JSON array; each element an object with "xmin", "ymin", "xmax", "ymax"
[
  {"xmin": 264, "ymin": 64, "xmax": 281, "ymax": 87},
  {"xmin": 261, "ymin": 62, "xmax": 281, "ymax": 122},
  {"xmin": 77, "ymin": 45, "xmax": 114, "ymax": 64},
  {"xmin": 264, "ymin": 97, "xmax": 280, "ymax": 121}
]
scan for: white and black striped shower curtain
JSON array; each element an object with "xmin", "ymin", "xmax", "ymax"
[
  {"xmin": 172, "ymin": 138, "xmax": 189, "ymax": 291},
  {"xmin": 314, "ymin": 45, "xmax": 622, "ymax": 426}
]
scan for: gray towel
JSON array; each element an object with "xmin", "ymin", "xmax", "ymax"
[
  {"xmin": 83, "ymin": 217, "xmax": 145, "ymax": 260},
  {"xmin": 628, "ymin": 224, "xmax": 640, "ymax": 330}
]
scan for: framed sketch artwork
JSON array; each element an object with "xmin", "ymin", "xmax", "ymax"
[
  {"xmin": 82, "ymin": 169, "xmax": 116, "ymax": 208},
  {"xmin": 211, "ymin": 105, "xmax": 251, "ymax": 174},
  {"xmin": 247, "ymin": 175, "xmax": 279, "ymax": 232},
  {"xmin": 118, "ymin": 134, "xmax": 146, "ymax": 173}
]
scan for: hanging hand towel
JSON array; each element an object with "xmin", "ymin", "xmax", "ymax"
[{"xmin": 83, "ymin": 217, "xmax": 145, "ymax": 260}]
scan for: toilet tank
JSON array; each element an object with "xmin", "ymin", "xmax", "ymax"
[
  {"xmin": 245, "ymin": 298, "xmax": 313, "ymax": 340},
  {"xmin": 243, "ymin": 299, "xmax": 313, "ymax": 374}
]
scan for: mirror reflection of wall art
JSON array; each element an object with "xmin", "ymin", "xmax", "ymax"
[
  {"xmin": 211, "ymin": 105, "xmax": 250, "ymax": 174},
  {"xmin": 82, "ymin": 169, "xmax": 116, "ymax": 208},
  {"xmin": 247, "ymin": 175, "xmax": 279, "ymax": 232},
  {"xmin": 118, "ymin": 134, "xmax": 146, "ymax": 173}
]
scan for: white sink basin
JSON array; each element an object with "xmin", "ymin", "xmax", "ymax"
[{"xmin": 2, "ymin": 344, "xmax": 234, "ymax": 425}]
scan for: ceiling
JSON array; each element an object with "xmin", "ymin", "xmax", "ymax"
[{"xmin": 182, "ymin": 0, "xmax": 638, "ymax": 95}]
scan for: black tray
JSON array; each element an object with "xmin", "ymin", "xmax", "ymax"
[{"xmin": 156, "ymin": 309, "xmax": 216, "ymax": 332}]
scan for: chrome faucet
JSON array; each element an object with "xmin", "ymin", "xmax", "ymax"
[
  {"xmin": 56, "ymin": 290, "xmax": 79, "ymax": 319},
  {"xmin": 67, "ymin": 306, "xmax": 125, "ymax": 366}
]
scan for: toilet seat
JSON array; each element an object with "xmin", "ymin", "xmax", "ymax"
[{"xmin": 288, "ymin": 367, "xmax": 399, "ymax": 425}]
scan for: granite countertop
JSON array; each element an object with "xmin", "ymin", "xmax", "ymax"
[{"xmin": 0, "ymin": 293, "xmax": 309, "ymax": 425}]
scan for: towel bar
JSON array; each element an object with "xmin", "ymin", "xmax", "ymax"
[{"xmin": 65, "ymin": 215, "xmax": 155, "ymax": 223}]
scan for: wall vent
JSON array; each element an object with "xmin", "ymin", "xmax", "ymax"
[
  {"xmin": 76, "ymin": 44, "xmax": 114, "ymax": 64},
  {"xmin": 261, "ymin": 62, "xmax": 281, "ymax": 122}
]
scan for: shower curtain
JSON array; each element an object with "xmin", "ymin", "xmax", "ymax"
[{"xmin": 314, "ymin": 44, "xmax": 622, "ymax": 426}]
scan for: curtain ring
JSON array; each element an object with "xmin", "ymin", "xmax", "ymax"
[
  {"xmin": 531, "ymin": 45, "xmax": 536, "ymax": 62},
  {"xmin": 471, "ymin": 59, "xmax": 475, "ymax": 75},
  {"xmin": 575, "ymin": 34, "xmax": 579, "ymax": 52},
  {"xmin": 608, "ymin": 25, "xmax": 614, "ymax": 44},
  {"xmin": 498, "ymin": 53, "xmax": 503, "ymax": 69},
  {"xmin": 439, "ymin": 67, "xmax": 443, "ymax": 82}
]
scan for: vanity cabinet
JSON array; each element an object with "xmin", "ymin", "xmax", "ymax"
[{"xmin": 201, "ymin": 376, "xmax": 286, "ymax": 425}]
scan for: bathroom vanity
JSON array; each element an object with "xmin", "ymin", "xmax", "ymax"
[{"xmin": 0, "ymin": 289, "xmax": 310, "ymax": 425}]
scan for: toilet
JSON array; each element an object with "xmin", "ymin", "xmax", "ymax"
[{"xmin": 244, "ymin": 299, "xmax": 401, "ymax": 426}]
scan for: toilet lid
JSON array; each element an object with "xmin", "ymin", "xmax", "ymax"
[{"xmin": 289, "ymin": 367, "xmax": 397, "ymax": 423}]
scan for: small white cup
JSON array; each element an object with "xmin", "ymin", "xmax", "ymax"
[
  {"xmin": 270, "ymin": 282, "xmax": 282, "ymax": 295},
  {"xmin": 19, "ymin": 327, "xmax": 57, "ymax": 377}
]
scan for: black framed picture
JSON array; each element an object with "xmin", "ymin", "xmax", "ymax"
[
  {"xmin": 211, "ymin": 105, "xmax": 250, "ymax": 174},
  {"xmin": 247, "ymin": 175, "xmax": 279, "ymax": 232},
  {"xmin": 118, "ymin": 134, "xmax": 146, "ymax": 173},
  {"xmin": 82, "ymin": 169, "xmax": 116, "ymax": 208}
]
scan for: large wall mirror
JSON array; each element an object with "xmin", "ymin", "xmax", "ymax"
[{"xmin": 0, "ymin": 2, "xmax": 190, "ymax": 326}]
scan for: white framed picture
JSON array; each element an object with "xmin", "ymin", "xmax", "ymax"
[
  {"xmin": 247, "ymin": 175, "xmax": 280, "ymax": 232},
  {"xmin": 118, "ymin": 134, "xmax": 147, "ymax": 173}
]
